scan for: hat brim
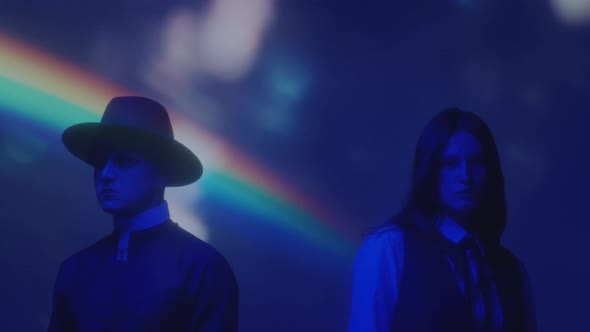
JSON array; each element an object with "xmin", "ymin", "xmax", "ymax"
[{"xmin": 62, "ymin": 123, "xmax": 203, "ymax": 186}]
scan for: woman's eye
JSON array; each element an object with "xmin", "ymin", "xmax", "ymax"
[
  {"xmin": 442, "ymin": 158, "xmax": 459, "ymax": 167},
  {"xmin": 469, "ymin": 157, "xmax": 485, "ymax": 167}
]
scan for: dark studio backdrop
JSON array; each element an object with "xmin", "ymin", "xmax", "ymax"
[{"xmin": 1, "ymin": 1, "xmax": 589, "ymax": 331}]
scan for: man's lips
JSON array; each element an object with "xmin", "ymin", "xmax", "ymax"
[{"xmin": 100, "ymin": 189, "xmax": 118, "ymax": 195}]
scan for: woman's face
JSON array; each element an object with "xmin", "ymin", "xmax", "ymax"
[{"xmin": 437, "ymin": 131, "xmax": 487, "ymax": 215}]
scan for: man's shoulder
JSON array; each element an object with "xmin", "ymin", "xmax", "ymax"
[
  {"xmin": 56, "ymin": 234, "xmax": 113, "ymax": 278},
  {"xmin": 170, "ymin": 222, "xmax": 218, "ymax": 251},
  {"xmin": 169, "ymin": 222, "xmax": 232, "ymax": 268},
  {"xmin": 169, "ymin": 223, "xmax": 238, "ymax": 289},
  {"xmin": 63, "ymin": 234, "xmax": 112, "ymax": 262}
]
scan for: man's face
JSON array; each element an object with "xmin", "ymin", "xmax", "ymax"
[
  {"xmin": 438, "ymin": 131, "xmax": 487, "ymax": 215},
  {"xmin": 93, "ymin": 149, "xmax": 166, "ymax": 217}
]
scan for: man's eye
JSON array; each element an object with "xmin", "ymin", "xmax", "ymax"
[
  {"xmin": 91, "ymin": 155, "xmax": 107, "ymax": 169},
  {"xmin": 115, "ymin": 157, "xmax": 138, "ymax": 167}
]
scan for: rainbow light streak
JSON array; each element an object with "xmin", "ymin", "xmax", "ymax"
[{"xmin": 0, "ymin": 33, "xmax": 356, "ymax": 257}]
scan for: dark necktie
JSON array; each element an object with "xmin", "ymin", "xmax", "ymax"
[{"xmin": 459, "ymin": 234, "xmax": 503, "ymax": 331}]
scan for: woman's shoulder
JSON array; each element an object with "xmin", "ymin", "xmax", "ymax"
[
  {"xmin": 357, "ymin": 222, "xmax": 407, "ymax": 254},
  {"xmin": 369, "ymin": 223, "xmax": 406, "ymax": 238}
]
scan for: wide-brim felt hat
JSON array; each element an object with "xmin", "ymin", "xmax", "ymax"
[{"xmin": 62, "ymin": 96, "xmax": 203, "ymax": 186}]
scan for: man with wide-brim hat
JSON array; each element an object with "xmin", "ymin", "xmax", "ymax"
[{"xmin": 49, "ymin": 96, "xmax": 239, "ymax": 331}]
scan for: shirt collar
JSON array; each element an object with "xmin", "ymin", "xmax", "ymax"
[
  {"xmin": 437, "ymin": 215, "xmax": 468, "ymax": 244},
  {"xmin": 113, "ymin": 200, "xmax": 170, "ymax": 233}
]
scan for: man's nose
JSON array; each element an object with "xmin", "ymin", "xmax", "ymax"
[{"xmin": 97, "ymin": 159, "xmax": 117, "ymax": 181}]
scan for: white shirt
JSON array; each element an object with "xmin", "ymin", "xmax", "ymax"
[{"xmin": 348, "ymin": 217, "xmax": 536, "ymax": 331}]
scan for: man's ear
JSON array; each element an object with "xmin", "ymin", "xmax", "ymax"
[
  {"xmin": 154, "ymin": 161, "xmax": 169, "ymax": 188},
  {"xmin": 159, "ymin": 172, "xmax": 169, "ymax": 188},
  {"xmin": 152, "ymin": 170, "xmax": 167, "ymax": 201},
  {"xmin": 143, "ymin": 153, "xmax": 167, "ymax": 186},
  {"xmin": 149, "ymin": 162, "xmax": 165, "ymax": 186}
]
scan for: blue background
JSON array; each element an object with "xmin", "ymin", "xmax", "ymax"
[{"xmin": 1, "ymin": 1, "xmax": 589, "ymax": 331}]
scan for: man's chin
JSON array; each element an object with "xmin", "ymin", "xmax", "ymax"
[
  {"xmin": 101, "ymin": 207, "xmax": 119, "ymax": 215},
  {"xmin": 100, "ymin": 202, "xmax": 124, "ymax": 215},
  {"xmin": 100, "ymin": 202, "xmax": 143, "ymax": 217}
]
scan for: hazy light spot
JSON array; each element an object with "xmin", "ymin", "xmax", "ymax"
[
  {"xmin": 199, "ymin": 0, "xmax": 275, "ymax": 80},
  {"xmin": 550, "ymin": 0, "xmax": 590, "ymax": 26},
  {"xmin": 1, "ymin": 127, "xmax": 48, "ymax": 164},
  {"xmin": 145, "ymin": 0, "xmax": 274, "ymax": 97},
  {"xmin": 167, "ymin": 184, "xmax": 208, "ymax": 241}
]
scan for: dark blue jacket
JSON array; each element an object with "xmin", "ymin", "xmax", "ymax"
[{"xmin": 49, "ymin": 220, "xmax": 239, "ymax": 332}]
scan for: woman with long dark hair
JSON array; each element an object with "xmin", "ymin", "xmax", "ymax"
[{"xmin": 348, "ymin": 108, "xmax": 536, "ymax": 331}]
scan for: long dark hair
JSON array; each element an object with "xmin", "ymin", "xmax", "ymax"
[{"xmin": 392, "ymin": 108, "xmax": 507, "ymax": 247}]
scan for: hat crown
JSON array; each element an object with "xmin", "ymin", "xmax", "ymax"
[
  {"xmin": 62, "ymin": 95, "xmax": 203, "ymax": 186},
  {"xmin": 102, "ymin": 96, "xmax": 173, "ymax": 139}
]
